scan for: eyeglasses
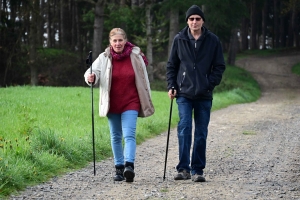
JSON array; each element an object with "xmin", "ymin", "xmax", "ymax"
[{"xmin": 188, "ymin": 17, "xmax": 201, "ymax": 21}]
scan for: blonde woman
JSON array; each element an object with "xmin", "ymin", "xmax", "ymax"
[{"xmin": 84, "ymin": 28, "xmax": 154, "ymax": 182}]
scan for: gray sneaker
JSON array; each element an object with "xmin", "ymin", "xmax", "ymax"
[
  {"xmin": 192, "ymin": 174, "xmax": 206, "ymax": 182},
  {"xmin": 174, "ymin": 170, "xmax": 191, "ymax": 180}
]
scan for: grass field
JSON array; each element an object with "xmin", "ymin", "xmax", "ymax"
[{"xmin": 0, "ymin": 63, "xmax": 261, "ymax": 197}]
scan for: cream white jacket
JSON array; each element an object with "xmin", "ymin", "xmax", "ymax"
[{"xmin": 84, "ymin": 46, "xmax": 154, "ymax": 118}]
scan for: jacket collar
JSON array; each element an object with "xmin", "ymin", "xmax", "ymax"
[
  {"xmin": 104, "ymin": 46, "xmax": 140, "ymax": 57},
  {"xmin": 179, "ymin": 26, "xmax": 208, "ymax": 40}
]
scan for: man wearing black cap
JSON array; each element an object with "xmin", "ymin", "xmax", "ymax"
[{"xmin": 166, "ymin": 5, "xmax": 225, "ymax": 182}]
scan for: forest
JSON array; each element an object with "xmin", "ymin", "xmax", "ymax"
[{"xmin": 0, "ymin": 0, "xmax": 300, "ymax": 87}]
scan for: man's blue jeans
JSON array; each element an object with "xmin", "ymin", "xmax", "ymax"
[
  {"xmin": 176, "ymin": 97, "xmax": 212, "ymax": 175},
  {"xmin": 107, "ymin": 110, "xmax": 138, "ymax": 166}
]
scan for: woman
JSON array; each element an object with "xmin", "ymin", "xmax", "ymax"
[{"xmin": 84, "ymin": 28, "xmax": 154, "ymax": 182}]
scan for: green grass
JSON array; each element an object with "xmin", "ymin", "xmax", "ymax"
[
  {"xmin": 292, "ymin": 63, "xmax": 300, "ymax": 76},
  {"xmin": 213, "ymin": 64, "xmax": 260, "ymax": 110},
  {"xmin": 235, "ymin": 48, "xmax": 287, "ymax": 60},
  {"xmin": 242, "ymin": 130, "xmax": 257, "ymax": 135},
  {"xmin": 0, "ymin": 61, "xmax": 260, "ymax": 198}
]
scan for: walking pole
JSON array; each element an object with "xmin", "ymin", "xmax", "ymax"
[
  {"xmin": 86, "ymin": 51, "xmax": 96, "ymax": 176},
  {"xmin": 163, "ymin": 87, "xmax": 174, "ymax": 181}
]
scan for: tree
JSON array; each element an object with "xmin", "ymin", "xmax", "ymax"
[
  {"xmin": 282, "ymin": 0, "xmax": 300, "ymax": 47},
  {"xmin": 250, "ymin": 0, "xmax": 258, "ymax": 49},
  {"xmin": 227, "ymin": 28, "xmax": 239, "ymax": 65},
  {"xmin": 29, "ymin": 0, "xmax": 40, "ymax": 86},
  {"xmin": 92, "ymin": 0, "xmax": 105, "ymax": 60},
  {"xmin": 261, "ymin": 0, "xmax": 268, "ymax": 49},
  {"xmin": 145, "ymin": 0, "xmax": 153, "ymax": 82},
  {"xmin": 168, "ymin": 7, "xmax": 178, "ymax": 57},
  {"xmin": 1, "ymin": 0, "xmax": 299, "ymax": 86}
]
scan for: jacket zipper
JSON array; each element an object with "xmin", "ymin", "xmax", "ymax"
[{"xmin": 180, "ymin": 72, "xmax": 186, "ymax": 91}]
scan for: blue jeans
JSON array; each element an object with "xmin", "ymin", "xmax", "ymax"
[
  {"xmin": 107, "ymin": 110, "xmax": 138, "ymax": 166},
  {"xmin": 176, "ymin": 97, "xmax": 212, "ymax": 175}
]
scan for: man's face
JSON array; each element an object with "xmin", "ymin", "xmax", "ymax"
[{"xmin": 187, "ymin": 14, "xmax": 204, "ymax": 32}]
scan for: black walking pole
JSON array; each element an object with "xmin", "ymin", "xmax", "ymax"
[
  {"xmin": 86, "ymin": 51, "xmax": 96, "ymax": 176},
  {"xmin": 163, "ymin": 87, "xmax": 174, "ymax": 181}
]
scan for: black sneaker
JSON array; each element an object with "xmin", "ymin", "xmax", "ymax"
[
  {"xmin": 123, "ymin": 166, "xmax": 135, "ymax": 182},
  {"xmin": 114, "ymin": 168, "xmax": 124, "ymax": 181},
  {"xmin": 174, "ymin": 170, "xmax": 191, "ymax": 180},
  {"xmin": 192, "ymin": 173, "xmax": 206, "ymax": 182}
]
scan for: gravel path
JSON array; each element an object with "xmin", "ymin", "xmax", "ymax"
[{"xmin": 10, "ymin": 53, "xmax": 300, "ymax": 200}]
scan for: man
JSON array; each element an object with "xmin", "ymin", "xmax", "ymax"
[{"xmin": 166, "ymin": 5, "xmax": 225, "ymax": 182}]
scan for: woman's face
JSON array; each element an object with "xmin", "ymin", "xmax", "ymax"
[{"xmin": 110, "ymin": 34, "xmax": 126, "ymax": 53}]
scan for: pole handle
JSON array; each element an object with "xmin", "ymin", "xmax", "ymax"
[{"xmin": 88, "ymin": 51, "xmax": 92, "ymax": 74}]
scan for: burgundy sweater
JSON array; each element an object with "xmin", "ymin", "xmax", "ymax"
[{"xmin": 108, "ymin": 56, "xmax": 140, "ymax": 114}]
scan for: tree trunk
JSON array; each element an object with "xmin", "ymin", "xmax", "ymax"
[
  {"xmin": 30, "ymin": 0, "xmax": 39, "ymax": 86},
  {"xmin": 273, "ymin": 0, "xmax": 279, "ymax": 48},
  {"xmin": 288, "ymin": 3, "xmax": 296, "ymax": 47},
  {"xmin": 71, "ymin": 0, "xmax": 76, "ymax": 49},
  {"xmin": 261, "ymin": 1, "xmax": 267, "ymax": 49},
  {"xmin": 250, "ymin": 0, "xmax": 258, "ymax": 49},
  {"xmin": 46, "ymin": 0, "xmax": 53, "ymax": 47},
  {"xmin": 131, "ymin": 0, "xmax": 138, "ymax": 8},
  {"xmin": 92, "ymin": 0, "xmax": 105, "ymax": 60},
  {"xmin": 294, "ymin": 10, "xmax": 299, "ymax": 48},
  {"xmin": 227, "ymin": 28, "xmax": 238, "ymax": 65},
  {"xmin": 38, "ymin": 0, "xmax": 44, "ymax": 47},
  {"xmin": 168, "ymin": 7, "xmax": 178, "ymax": 58},
  {"xmin": 75, "ymin": 0, "xmax": 82, "ymax": 52},
  {"xmin": 240, "ymin": 17, "xmax": 249, "ymax": 51},
  {"xmin": 146, "ymin": 1, "xmax": 153, "ymax": 82},
  {"xmin": 61, "ymin": 0, "xmax": 71, "ymax": 49},
  {"xmin": 279, "ymin": 1, "xmax": 286, "ymax": 48},
  {"xmin": 0, "ymin": 0, "xmax": 2, "ymax": 22}
]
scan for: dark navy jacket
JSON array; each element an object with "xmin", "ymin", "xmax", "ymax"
[{"xmin": 166, "ymin": 26, "xmax": 225, "ymax": 100}]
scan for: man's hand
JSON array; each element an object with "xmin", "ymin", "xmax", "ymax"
[{"xmin": 168, "ymin": 88, "xmax": 176, "ymax": 100}]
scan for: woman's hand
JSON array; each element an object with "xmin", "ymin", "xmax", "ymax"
[{"xmin": 87, "ymin": 73, "xmax": 95, "ymax": 83}]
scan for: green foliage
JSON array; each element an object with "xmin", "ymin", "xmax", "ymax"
[
  {"xmin": 292, "ymin": 63, "xmax": 300, "ymax": 76},
  {"xmin": 202, "ymin": 0, "xmax": 248, "ymax": 42},
  {"xmin": 214, "ymin": 64, "xmax": 260, "ymax": 94},
  {"xmin": 132, "ymin": 9, "xmax": 169, "ymax": 56},
  {"xmin": 160, "ymin": 0, "xmax": 248, "ymax": 42},
  {"xmin": 104, "ymin": 4, "xmax": 145, "ymax": 47},
  {"xmin": 35, "ymin": 48, "xmax": 84, "ymax": 86},
  {"xmin": 82, "ymin": 9, "xmax": 95, "ymax": 29},
  {"xmin": 150, "ymin": 80, "xmax": 167, "ymax": 91},
  {"xmin": 37, "ymin": 48, "xmax": 74, "ymax": 59}
]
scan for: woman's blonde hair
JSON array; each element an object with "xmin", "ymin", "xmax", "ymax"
[{"xmin": 109, "ymin": 28, "xmax": 127, "ymax": 40}]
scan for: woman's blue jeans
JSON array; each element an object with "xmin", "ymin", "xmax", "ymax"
[
  {"xmin": 107, "ymin": 110, "xmax": 138, "ymax": 166},
  {"xmin": 176, "ymin": 97, "xmax": 212, "ymax": 175}
]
